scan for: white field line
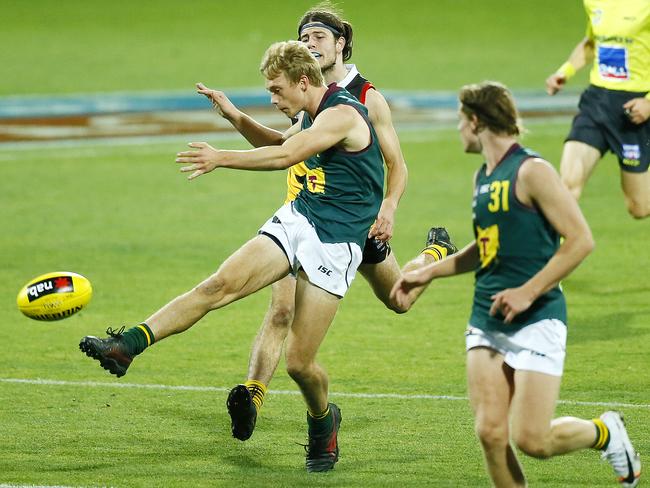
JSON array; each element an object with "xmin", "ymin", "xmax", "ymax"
[
  {"xmin": 0, "ymin": 485, "xmax": 105, "ymax": 488},
  {"xmin": 0, "ymin": 485, "xmax": 109, "ymax": 488},
  {"xmin": 1, "ymin": 377, "xmax": 648, "ymax": 410}
]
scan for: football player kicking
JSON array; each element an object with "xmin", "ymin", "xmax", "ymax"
[
  {"xmin": 80, "ymin": 40, "xmax": 386, "ymax": 473},
  {"xmin": 391, "ymin": 81, "xmax": 641, "ymax": 488},
  {"xmin": 195, "ymin": 4, "xmax": 456, "ymax": 443}
]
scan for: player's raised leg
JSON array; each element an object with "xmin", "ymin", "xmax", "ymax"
[
  {"xmin": 509, "ymin": 370, "xmax": 641, "ymax": 487},
  {"xmin": 79, "ymin": 234, "xmax": 291, "ymax": 377},
  {"xmin": 388, "ymin": 227, "xmax": 458, "ymax": 312},
  {"xmin": 358, "ymin": 251, "xmax": 403, "ymax": 312}
]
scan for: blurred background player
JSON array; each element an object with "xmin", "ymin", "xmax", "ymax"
[
  {"xmin": 391, "ymin": 81, "xmax": 641, "ymax": 488},
  {"xmin": 81, "ymin": 40, "xmax": 388, "ymax": 473},
  {"xmin": 545, "ymin": 0, "xmax": 650, "ymax": 219},
  {"xmin": 196, "ymin": 3, "xmax": 457, "ymax": 442}
]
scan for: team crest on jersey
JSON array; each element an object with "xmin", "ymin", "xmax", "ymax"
[
  {"xmin": 476, "ymin": 224, "xmax": 499, "ymax": 269},
  {"xmin": 598, "ymin": 45, "xmax": 629, "ymax": 80},
  {"xmin": 305, "ymin": 167, "xmax": 326, "ymax": 194}
]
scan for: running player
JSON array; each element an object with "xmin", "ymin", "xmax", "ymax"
[
  {"xmin": 391, "ymin": 81, "xmax": 641, "ymax": 488},
  {"xmin": 546, "ymin": 0, "xmax": 650, "ymax": 219}
]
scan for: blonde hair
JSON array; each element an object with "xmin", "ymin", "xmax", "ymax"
[
  {"xmin": 260, "ymin": 40, "xmax": 325, "ymax": 86},
  {"xmin": 459, "ymin": 81, "xmax": 522, "ymax": 136}
]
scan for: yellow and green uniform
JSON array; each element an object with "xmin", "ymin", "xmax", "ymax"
[
  {"xmin": 470, "ymin": 144, "xmax": 566, "ymax": 333},
  {"xmin": 293, "ymin": 84, "xmax": 383, "ymax": 248},
  {"xmin": 584, "ymin": 0, "xmax": 650, "ymax": 92},
  {"xmin": 284, "ymin": 66, "xmax": 375, "ymax": 204}
]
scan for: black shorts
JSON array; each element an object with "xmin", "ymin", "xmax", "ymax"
[
  {"xmin": 361, "ymin": 237, "xmax": 391, "ymax": 264},
  {"xmin": 567, "ymin": 85, "xmax": 650, "ymax": 173}
]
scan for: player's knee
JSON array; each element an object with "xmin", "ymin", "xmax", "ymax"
[
  {"xmin": 475, "ymin": 419, "xmax": 509, "ymax": 450},
  {"xmin": 560, "ymin": 173, "xmax": 583, "ymax": 200},
  {"xmin": 387, "ymin": 300, "xmax": 409, "ymax": 314},
  {"xmin": 625, "ymin": 198, "xmax": 650, "ymax": 219},
  {"xmin": 268, "ymin": 301, "xmax": 294, "ymax": 329},
  {"xmin": 193, "ymin": 273, "xmax": 236, "ymax": 309},
  {"xmin": 285, "ymin": 344, "xmax": 317, "ymax": 382},
  {"xmin": 513, "ymin": 434, "xmax": 552, "ymax": 459},
  {"xmin": 285, "ymin": 357, "xmax": 310, "ymax": 383}
]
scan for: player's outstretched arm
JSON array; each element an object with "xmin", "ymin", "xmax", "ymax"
[
  {"xmin": 390, "ymin": 242, "xmax": 479, "ymax": 311},
  {"xmin": 489, "ymin": 158, "xmax": 594, "ymax": 323},
  {"xmin": 196, "ymin": 82, "xmax": 287, "ymax": 147},
  {"xmin": 545, "ymin": 37, "xmax": 594, "ymax": 95},
  {"xmin": 176, "ymin": 105, "xmax": 356, "ymax": 179},
  {"xmin": 365, "ymin": 89, "xmax": 408, "ymax": 241}
]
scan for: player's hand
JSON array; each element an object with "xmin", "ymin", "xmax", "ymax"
[
  {"xmin": 176, "ymin": 142, "xmax": 221, "ymax": 180},
  {"xmin": 489, "ymin": 287, "xmax": 535, "ymax": 324},
  {"xmin": 368, "ymin": 200, "xmax": 396, "ymax": 241},
  {"xmin": 623, "ymin": 97, "xmax": 650, "ymax": 124},
  {"xmin": 389, "ymin": 269, "xmax": 431, "ymax": 311},
  {"xmin": 545, "ymin": 73, "xmax": 566, "ymax": 96},
  {"xmin": 196, "ymin": 82, "xmax": 239, "ymax": 120}
]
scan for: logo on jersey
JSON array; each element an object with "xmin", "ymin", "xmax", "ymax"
[
  {"xmin": 598, "ymin": 45, "xmax": 629, "ymax": 81},
  {"xmin": 476, "ymin": 224, "xmax": 499, "ymax": 269},
  {"xmin": 306, "ymin": 167, "xmax": 326, "ymax": 194}
]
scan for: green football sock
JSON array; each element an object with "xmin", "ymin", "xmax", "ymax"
[
  {"xmin": 121, "ymin": 323, "xmax": 155, "ymax": 356},
  {"xmin": 307, "ymin": 405, "xmax": 333, "ymax": 438}
]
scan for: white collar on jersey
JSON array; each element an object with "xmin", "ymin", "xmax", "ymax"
[{"xmin": 337, "ymin": 64, "xmax": 359, "ymax": 89}]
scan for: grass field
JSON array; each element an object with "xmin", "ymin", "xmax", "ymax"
[
  {"xmin": 1, "ymin": 0, "xmax": 649, "ymax": 486},
  {"xmin": 1, "ymin": 0, "xmax": 590, "ymax": 94},
  {"xmin": 1, "ymin": 122, "xmax": 648, "ymax": 487}
]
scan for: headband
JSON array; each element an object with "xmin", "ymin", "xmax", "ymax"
[{"xmin": 299, "ymin": 21, "xmax": 342, "ymax": 38}]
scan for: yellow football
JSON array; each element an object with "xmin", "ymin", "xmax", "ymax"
[{"xmin": 16, "ymin": 271, "xmax": 92, "ymax": 321}]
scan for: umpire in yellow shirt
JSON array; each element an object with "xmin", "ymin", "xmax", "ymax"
[{"xmin": 546, "ymin": 0, "xmax": 650, "ymax": 219}]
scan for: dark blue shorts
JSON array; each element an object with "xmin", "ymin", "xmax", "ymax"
[{"xmin": 567, "ymin": 85, "xmax": 650, "ymax": 173}]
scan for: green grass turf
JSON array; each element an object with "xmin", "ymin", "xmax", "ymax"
[
  {"xmin": 0, "ymin": 122, "xmax": 648, "ymax": 486},
  {"xmin": 0, "ymin": 0, "xmax": 589, "ymax": 95}
]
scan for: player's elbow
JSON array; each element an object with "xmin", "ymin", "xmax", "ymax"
[
  {"xmin": 577, "ymin": 231, "xmax": 595, "ymax": 260},
  {"xmin": 272, "ymin": 150, "xmax": 296, "ymax": 170}
]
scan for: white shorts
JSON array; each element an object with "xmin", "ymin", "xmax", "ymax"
[
  {"xmin": 465, "ymin": 319, "xmax": 567, "ymax": 377},
  {"xmin": 258, "ymin": 203, "xmax": 362, "ymax": 298}
]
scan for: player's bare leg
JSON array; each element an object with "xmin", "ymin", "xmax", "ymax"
[
  {"xmin": 144, "ymin": 235, "xmax": 289, "ymax": 339},
  {"xmin": 467, "ymin": 347, "xmax": 526, "ymax": 488},
  {"xmin": 559, "ymin": 141, "xmax": 601, "ymax": 200},
  {"xmin": 509, "ymin": 370, "xmax": 593, "ymax": 457},
  {"xmin": 358, "ymin": 253, "xmax": 403, "ymax": 312},
  {"xmin": 228, "ymin": 275, "xmax": 296, "ymax": 441},
  {"xmin": 248, "ymin": 275, "xmax": 296, "ymax": 383},
  {"xmin": 79, "ymin": 235, "xmax": 290, "ymax": 377},
  {"xmin": 621, "ymin": 170, "xmax": 650, "ymax": 219},
  {"xmin": 285, "ymin": 270, "xmax": 342, "ymax": 472},
  {"xmin": 393, "ymin": 227, "xmax": 458, "ymax": 312}
]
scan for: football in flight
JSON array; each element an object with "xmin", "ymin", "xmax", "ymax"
[{"xmin": 16, "ymin": 271, "xmax": 93, "ymax": 321}]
